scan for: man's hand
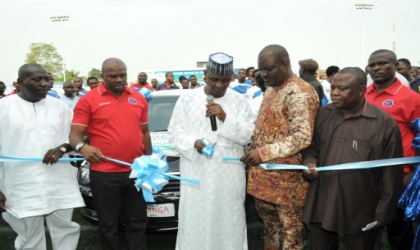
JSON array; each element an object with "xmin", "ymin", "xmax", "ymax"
[
  {"xmin": 373, "ymin": 222, "xmax": 382, "ymax": 229},
  {"xmin": 194, "ymin": 140, "xmax": 204, "ymax": 154},
  {"xmin": 0, "ymin": 191, "xmax": 6, "ymax": 212},
  {"xmin": 79, "ymin": 145, "xmax": 105, "ymax": 163},
  {"xmin": 206, "ymin": 103, "xmax": 226, "ymax": 122},
  {"xmin": 240, "ymin": 150, "xmax": 262, "ymax": 166},
  {"xmin": 303, "ymin": 163, "xmax": 319, "ymax": 180},
  {"xmin": 43, "ymin": 147, "xmax": 65, "ymax": 165}
]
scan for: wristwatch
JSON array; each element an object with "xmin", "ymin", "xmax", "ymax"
[
  {"xmin": 75, "ymin": 142, "xmax": 85, "ymax": 153},
  {"xmin": 59, "ymin": 146, "xmax": 67, "ymax": 153}
]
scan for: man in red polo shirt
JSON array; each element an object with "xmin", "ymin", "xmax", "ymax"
[
  {"xmin": 130, "ymin": 72, "xmax": 154, "ymax": 91},
  {"xmin": 70, "ymin": 58, "xmax": 151, "ymax": 250},
  {"xmin": 365, "ymin": 49, "xmax": 420, "ymax": 250}
]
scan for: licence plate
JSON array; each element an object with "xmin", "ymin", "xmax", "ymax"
[{"xmin": 147, "ymin": 203, "xmax": 175, "ymax": 217}]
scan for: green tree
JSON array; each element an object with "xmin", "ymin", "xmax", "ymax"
[
  {"xmin": 65, "ymin": 69, "xmax": 81, "ymax": 81},
  {"xmin": 88, "ymin": 68, "xmax": 101, "ymax": 79},
  {"xmin": 55, "ymin": 69, "xmax": 82, "ymax": 82},
  {"xmin": 24, "ymin": 43, "xmax": 63, "ymax": 76}
]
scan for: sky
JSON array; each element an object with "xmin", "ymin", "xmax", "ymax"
[{"xmin": 1, "ymin": 0, "xmax": 419, "ymax": 83}]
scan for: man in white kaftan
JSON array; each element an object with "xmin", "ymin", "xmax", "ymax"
[
  {"xmin": 168, "ymin": 53, "xmax": 254, "ymax": 250},
  {"xmin": 0, "ymin": 64, "xmax": 84, "ymax": 250}
]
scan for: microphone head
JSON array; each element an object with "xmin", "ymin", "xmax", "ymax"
[{"xmin": 206, "ymin": 95, "xmax": 214, "ymax": 104}]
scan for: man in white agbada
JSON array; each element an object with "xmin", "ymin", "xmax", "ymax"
[
  {"xmin": 0, "ymin": 63, "xmax": 85, "ymax": 250},
  {"xmin": 168, "ymin": 52, "xmax": 254, "ymax": 250}
]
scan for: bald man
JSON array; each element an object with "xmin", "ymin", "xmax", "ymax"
[
  {"xmin": 130, "ymin": 72, "xmax": 154, "ymax": 91},
  {"xmin": 242, "ymin": 45, "xmax": 319, "ymax": 249},
  {"xmin": 0, "ymin": 63, "xmax": 84, "ymax": 249},
  {"xmin": 70, "ymin": 58, "xmax": 151, "ymax": 250}
]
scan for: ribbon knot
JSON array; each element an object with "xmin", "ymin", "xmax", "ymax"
[
  {"xmin": 114, "ymin": 146, "xmax": 201, "ymax": 202},
  {"xmin": 201, "ymin": 138, "xmax": 215, "ymax": 159},
  {"xmin": 130, "ymin": 147, "xmax": 170, "ymax": 201}
]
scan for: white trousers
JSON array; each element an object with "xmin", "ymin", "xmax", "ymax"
[{"xmin": 2, "ymin": 208, "xmax": 80, "ymax": 250}]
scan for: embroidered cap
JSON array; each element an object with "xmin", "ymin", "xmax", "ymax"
[{"xmin": 206, "ymin": 52, "xmax": 234, "ymax": 76}]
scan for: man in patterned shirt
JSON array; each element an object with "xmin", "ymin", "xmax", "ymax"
[{"xmin": 241, "ymin": 44, "xmax": 319, "ymax": 249}]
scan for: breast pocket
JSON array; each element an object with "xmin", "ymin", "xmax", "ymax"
[
  {"xmin": 91, "ymin": 105, "xmax": 114, "ymax": 130},
  {"xmin": 344, "ymin": 140, "xmax": 373, "ymax": 163}
]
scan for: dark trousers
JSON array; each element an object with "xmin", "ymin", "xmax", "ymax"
[
  {"xmin": 309, "ymin": 223, "xmax": 381, "ymax": 250},
  {"xmin": 90, "ymin": 170, "xmax": 148, "ymax": 250},
  {"xmin": 386, "ymin": 209, "xmax": 414, "ymax": 250}
]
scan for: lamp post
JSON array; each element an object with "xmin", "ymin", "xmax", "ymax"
[
  {"xmin": 50, "ymin": 16, "xmax": 69, "ymax": 81},
  {"xmin": 355, "ymin": 4, "xmax": 373, "ymax": 67}
]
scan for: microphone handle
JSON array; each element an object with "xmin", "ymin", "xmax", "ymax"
[{"xmin": 210, "ymin": 116, "xmax": 217, "ymax": 131}]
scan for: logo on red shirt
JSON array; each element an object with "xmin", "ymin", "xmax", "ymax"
[
  {"xmin": 128, "ymin": 97, "xmax": 137, "ymax": 105},
  {"xmin": 382, "ymin": 99, "xmax": 394, "ymax": 108}
]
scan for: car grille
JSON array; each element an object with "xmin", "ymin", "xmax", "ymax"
[
  {"xmin": 161, "ymin": 177, "xmax": 180, "ymax": 192},
  {"xmin": 147, "ymin": 218, "xmax": 178, "ymax": 230}
]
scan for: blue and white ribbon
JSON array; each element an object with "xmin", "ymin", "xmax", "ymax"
[
  {"xmin": 106, "ymin": 146, "xmax": 200, "ymax": 202},
  {"xmin": 0, "ymin": 149, "xmax": 200, "ymax": 203},
  {"xmin": 201, "ymin": 138, "xmax": 215, "ymax": 159},
  {"xmin": 221, "ymin": 156, "xmax": 420, "ymax": 171},
  {"xmin": 0, "ymin": 156, "xmax": 84, "ymax": 163}
]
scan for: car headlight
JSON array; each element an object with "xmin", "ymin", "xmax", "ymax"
[{"xmin": 78, "ymin": 166, "xmax": 90, "ymax": 185}]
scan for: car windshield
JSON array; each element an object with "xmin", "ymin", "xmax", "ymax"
[{"xmin": 148, "ymin": 96, "xmax": 179, "ymax": 132}]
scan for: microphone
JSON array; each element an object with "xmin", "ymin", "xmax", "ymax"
[{"xmin": 206, "ymin": 95, "xmax": 217, "ymax": 131}]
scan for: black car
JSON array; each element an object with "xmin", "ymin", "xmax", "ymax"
[{"xmin": 73, "ymin": 89, "xmax": 255, "ymax": 232}]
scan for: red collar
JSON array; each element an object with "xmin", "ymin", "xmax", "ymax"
[
  {"xmin": 132, "ymin": 82, "xmax": 149, "ymax": 88},
  {"xmin": 164, "ymin": 81, "xmax": 175, "ymax": 87},
  {"xmin": 6, "ymin": 89, "xmax": 18, "ymax": 96},
  {"xmin": 97, "ymin": 82, "xmax": 132, "ymax": 96},
  {"xmin": 366, "ymin": 78, "xmax": 403, "ymax": 96}
]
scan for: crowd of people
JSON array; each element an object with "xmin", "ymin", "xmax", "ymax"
[{"xmin": 0, "ymin": 44, "xmax": 419, "ymax": 250}]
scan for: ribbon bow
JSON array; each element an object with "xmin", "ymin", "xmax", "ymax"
[
  {"xmin": 131, "ymin": 146, "xmax": 170, "ymax": 201},
  {"xmin": 105, "ymin": 146, "xmax": 200, "ymax": 202}
]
